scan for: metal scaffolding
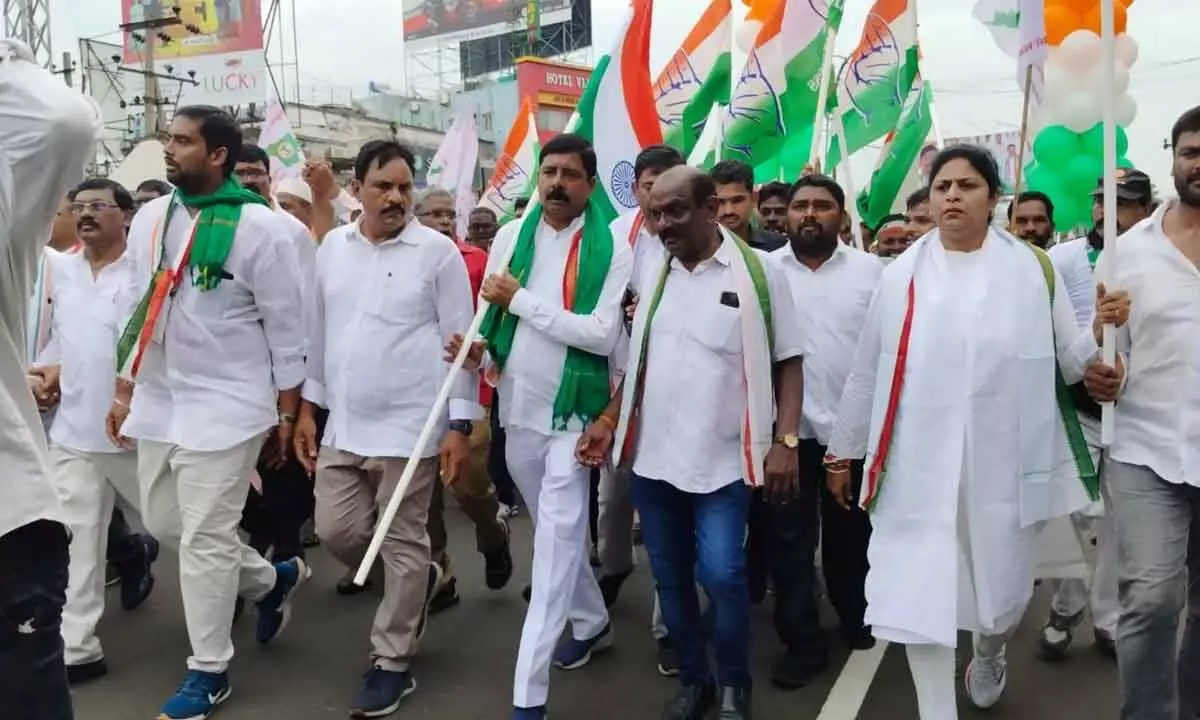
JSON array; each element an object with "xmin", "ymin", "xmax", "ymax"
[{"xmin": 3, "ymin": 0, "xmax": 52, "ymax": 67}]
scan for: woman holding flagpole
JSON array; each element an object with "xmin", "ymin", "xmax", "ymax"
[{"xmin": 823, "ymin": 145, "xmax": 1127, "ymax": 718}]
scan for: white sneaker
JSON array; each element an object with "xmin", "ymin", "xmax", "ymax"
[{"xmin": 965, "ymin": 651, "xmax": 1007, "ymax": 709}]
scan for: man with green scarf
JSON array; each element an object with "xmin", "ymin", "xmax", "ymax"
[
  {"xmin": 456, "ymin": 134, "xmax": 633, "ymax": 719},
  {"xmin": 105, "ymin": 106, "xmax": 309, "ymax": 720}
]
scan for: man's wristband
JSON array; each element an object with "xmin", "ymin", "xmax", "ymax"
[
  {"xmin": 448, "ymin": 420, "xmax": 473, "ymax": 436},
  {"xmin": 278, "ymin": 412, "xmax": 296, "ymax": 425},
  {"xmin": 822, "ymin": 453, "xmax": 852, "ymax": 473}
]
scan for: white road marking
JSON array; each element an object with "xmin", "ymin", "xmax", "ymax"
[{"xmin": 816, "ymin": 640, "xmax": 890, "ymax": 720}]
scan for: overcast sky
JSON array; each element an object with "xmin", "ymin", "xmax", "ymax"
[{"xmin": 52, "ymin": 0, "xmax": 1198, "ymax": 192}]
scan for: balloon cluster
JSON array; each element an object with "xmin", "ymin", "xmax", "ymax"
[{"xmin": 1026, "ymin": 0, "xmax": 1139, "ymax": 231}]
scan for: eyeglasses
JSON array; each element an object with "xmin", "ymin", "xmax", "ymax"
[
  {"xmin": 69, "ymin": 201, "xmax": 121, "ymax": 215},
  {"xmin": 418, "ymin": 209, "xmax": 456, "ymax": 220},
  {"xmin": 235, "ymin": 169, "xmax": 269, "ymax": 180}
]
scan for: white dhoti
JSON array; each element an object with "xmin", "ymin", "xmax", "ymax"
[
  {"xmin": 53, "ymin": 446, "xmax": 141, "ymax": 666},
  {"xmin": 505, "ymin": 428, "xmax": 608, "ymax": 709},
  {"xmin": 138, "ymin": 434, "xmax": 277, "ymax": 673}
]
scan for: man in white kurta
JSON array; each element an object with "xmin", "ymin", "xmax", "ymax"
[
  {"xmin": 111, "ymin": 107, "xmax": 309, "ymax": 720},
  {"xmin": 1038, "ymin": 172, "xmax": 1152, "ymax": 660},
  {"xmin": 39, "ymin": 179, "xmax": 160, "ymax": 684},
  {"xmin": 0, "ymin": 38, "xmax": 101, "ymax": 717},
  {"xmin": 826, "ymin": 226, "xmax": 1105, "ymax": 718},
  {"xmin": 297, "ymin": 141, "xmax": 481, "ymax": 717},
  {"xmin": 474, "ymin": 134, "xmax": 632, "ymax": 719}
]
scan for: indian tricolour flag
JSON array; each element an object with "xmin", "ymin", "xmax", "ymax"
[
  {"xmin": 654, "ymin": 0, "xmax": 733, "ymax": 158},
  {"xmin": 973, "ymin": 0, "xmax": 1047, "ymax": 108},
  {"xmin": 479, "ymin": 97, "xmax": 540, "ymax": 222},
  {"xmin": 426, "ymin": 114, "xmax": 480, "ymax": 239},
  {"xmin": 858, "ymin": 73, "xmax": 932, "ymax": 230},
  {"xmin": 827, "ymin": 0, "xmax": 919, "ymax": 167},
  {"xmin": 718, "ymin": 0, "xmax": 839, "ymax": 167},
  {"xmin": 571, "ymin": 0, "xmax": 662, "ymax": 223}
]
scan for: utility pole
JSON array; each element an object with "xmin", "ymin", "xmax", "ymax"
[
  {"xmin": 3, "ymin": 0, "xmax": 52, "ymax": 67},
  {"xmin": 120, "ymin": 7, "xmax": 184, "ymax": 137}
]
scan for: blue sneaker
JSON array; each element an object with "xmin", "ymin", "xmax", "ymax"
[
  {"xmin": 512, "ymin": 706, "xmax": 547, "ymax": 719},
  {"xmin": 157, "ymin": 670, "xmax": 231, "ymax": 720},
  {"xmin": 349, "ymin": 666, "xmax": 416, "ymax": 718},
  {"xmin": 552, "ymin": 622, "xmax": 613, "ymax": 670},
  {"xmin": 256, "ymin": 557, "xmax": 309, "ymax": 644}
]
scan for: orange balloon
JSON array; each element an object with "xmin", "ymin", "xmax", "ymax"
[
  {"xmin": 1044, "ymin": 4, "xmax": 1082, "ymax": 45},
  {"xmin": 1083, "ymin": 0, "xmax": 1130, "ymax": 35},
  {"xmin": 1060, "ymin": 0, "xmax": 1098, "ymax": 14}
]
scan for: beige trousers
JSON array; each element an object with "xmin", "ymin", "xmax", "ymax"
[{"xmin": 314, "ymin": 448, "xmax": 438, "ymax": 672}]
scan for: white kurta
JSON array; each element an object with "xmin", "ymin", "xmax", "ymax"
[{"xmin": 827, "ymin": 230, "xmax": 1099, "ymax": 647}]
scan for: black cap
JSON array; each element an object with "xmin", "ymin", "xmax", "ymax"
[{"xmin": 1091, "ymin": 168, "xmax": 1152, "ymax": 203}]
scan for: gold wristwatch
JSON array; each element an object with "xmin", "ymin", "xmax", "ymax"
[{"xmin": 776, "ymin": 433, "xmax": 800, "ymax": 450}]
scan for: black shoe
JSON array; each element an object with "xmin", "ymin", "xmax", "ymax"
[
  {"xmin": 662, "ymin": 680, "xmax": 715, "ymax": 720},
  {"xmin": 350, "ymin": 665, "xmax": 416, "ymax": 718},
  {"xmin": 717, "ymin": 685, "xmax": 751, "ymax": 719},
  {"xmin": 1093, "ymin": 627, "xmax": 1117, "ymax": 660},
  {"xmin": 416, "ymin": 563, "xmax": 443, "ymax": 642},
  {"xmin": 118, "ymin": 534, "xmax": 159, "ymax": 611},
  {"xmin": 770, "ymin": 650, "xmax": 825, "ymax": 690},
  {"xmin": 599, "ymin": 571, "xmax": 631, "ymax": 608},
  {"xmin": 1039, "ymin": 609, "xmax": 1084, "ymax": 661},
  {"xmin": 522, "ymin": 584, "xmax": 532, "ymax": 603},
  {"xmin": 429, "ymin": 576, "xmax": 460, "ymax": 616},
  {"xmin": 66, "ymin": 657, "xmax": 108, "ymax": 685},
  {"xmin": 656, "ymin": 637, "xmax": 680, "ymax": 677},
  {"xmin": 842, "ymin": 625, "xmax": 876, "ymax": 651},
  {"xmin": 484, "ymin": 522, "xmax": 514, "ymax": 591}
]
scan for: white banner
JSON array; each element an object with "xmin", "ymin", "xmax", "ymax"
[
  {"xmin": 169, "ymin": 50, "xmax": 267, "ymax": 109},
  {"xmin": 945, "ymin": 130, "xmax": 1029, "ymax": 195},
  {"xmin": 426, "ymin": 114, "xmax": 480, "ymax": 239}
]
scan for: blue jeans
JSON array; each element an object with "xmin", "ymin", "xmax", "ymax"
[
  {"xmin": 0, "ymin": 519, "xmax": 73, "ymax": 719},
  {"xmin": 1107, "ymin": 459, "xmax": 1200, "ymax": 720},
  {"xmin": 632, "ymin": 474, "xmax": 752, "ymax": 688}
]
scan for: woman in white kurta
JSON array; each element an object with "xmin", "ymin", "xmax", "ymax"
[{"xmin": 823, "ymin": 146, "xmax": 1122, "ymax": 719}]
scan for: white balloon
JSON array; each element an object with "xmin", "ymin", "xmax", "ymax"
[
  {"xmin": 1045, "ymin": 54, "xmax": 1085, "ymax": 96},
  {"xmin": 736, "ymin": 21, "xmax": 762, "ymax": 53},
  {"xmin": 1082, "ymin": 62, "xmax": 1131, "ymax": 96},
  {"xmin": 1058, "ymin": 91, "xmax": 1102, "ymax": 133},
  {"xmin": 1115, "ymin": 93, "xmax": 1138, "ymax": 127},
  {"xmin": 1058, "ymin": 30, "xmax": 1102, "ymax": 76},
  {"xmin": 1115, "ymin": 34, "xmax": 1140, "ymax": 68}
]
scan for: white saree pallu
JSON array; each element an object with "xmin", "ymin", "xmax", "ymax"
[
  {"xmin": 828, "ymin": 227, "xmax": 1101, "ymax": 647},
  {"xmin": 614, "ymin": 226, "xmax": 774, "ymax": 486}
]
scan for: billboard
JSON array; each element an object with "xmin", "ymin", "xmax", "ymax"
[
  {"xmin": 514, "ymin": 57, "xmax": 590, "ymax": 145},
  {"xmin": 121, "ymin": 0, "xmax": 264, "ymax": 62},
  {"xmin": 121, "ymin": 1, "xmax": 265, "ymax": 108},
  {"xmin": 944, "ymin": 130, "xmax": 1030, "ymax": 195},
  {"xmin": 403, "ymin": 0, "xmax": 574, "ymax": 49}
]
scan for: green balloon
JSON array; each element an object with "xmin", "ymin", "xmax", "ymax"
[
  {"xmin": 1117, "ymin": 155, "xmax": 1135, "ymax": 170},
  {"xmin": 1032, "ymin": 125, "xmax": 1084, "ymax": 170},
  {"xmin": 1079, "ymin": 124, "xmax": 1131, "ymax": 159},
  {"xmin": 1065, "ymin": 154, "xmax": 1104, "ymax": 197},
  {"xmin": 1053, "ymin": 199, "xmax": 1087, "ymax": 233}
]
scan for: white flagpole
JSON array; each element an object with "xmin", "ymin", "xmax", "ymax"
[
  {"xmin": 809, "ymin": 25, "xmax": 839, "ymax": 172},
  {"xmin": 1099, "ymin": 0, "xmax": 1118, "ymax": 446},
  {"xmin": 832, "ymin": 103, "xmax": 865, "ymax": 251},
  {"xmin": 352, "ymin": 196, "xmax": 538, "ymax": 585}
]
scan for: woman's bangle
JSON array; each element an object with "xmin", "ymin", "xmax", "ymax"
[
  {"xmin": 112, "ymin": 398, "xmax": 130, "ymax": 410},
  {"xmin": 594, "ymin": 414, "xmax": 616, "ymax": 430}
]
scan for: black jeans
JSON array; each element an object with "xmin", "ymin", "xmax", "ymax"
[
  {"xmin": 757, "ymin": 443, "xmax": 826, "ymax": 662},
  {"xmin": 241, "ymin": 409, "xmax": 325, "ymax": 561},
  {"xmin": 811, "ymin": 441, "xmax": 871, "ymax": 634},
  {"xmin": 488, "ymin": 390, "xmax": 517, "ymax": 508},
  {"xmin": 0, "ymin": 520, "xmax": 73, "ymax": 719}
]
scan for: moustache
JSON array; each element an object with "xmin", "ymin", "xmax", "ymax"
[
  {"xmin": 76, "ymin": 219, "xmax": 99, "ymax": 231},
  {"xmin": 545, "ymin": 187, "xmax": 569, "ymax": 203},
  {"xmin": 381, "ymin": 204, "xmax": 407, "ymax": 216}
]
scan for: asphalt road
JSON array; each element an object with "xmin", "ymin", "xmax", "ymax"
[{"xmin": 74, "ymin": 507, "xmax": 1119, "ymax": 719}]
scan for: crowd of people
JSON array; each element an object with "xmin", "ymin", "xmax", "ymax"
[{"xmin": 4, "ymin": 38, "xmax": 1200, "ymax": 720}]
